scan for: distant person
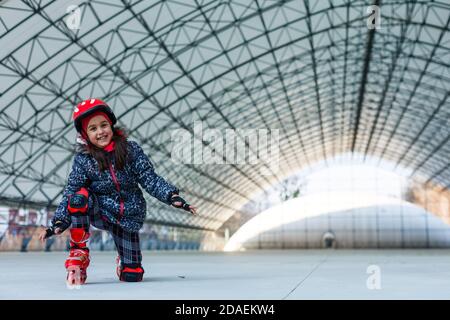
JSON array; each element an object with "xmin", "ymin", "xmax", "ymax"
[
  {"xmin": 39, "ymin": 98, "xmax": 197, "ymax": 285},
  {"xmin": 322, "ymin": 231, "xmax": 336, "ymax": 249},
  {"xmin": 20, "ymin": 227, "xmax": 32, "ymax": 252},
  {"xmin": 44, "ymin": 236, "xmax": 54, "ymax": 252}
]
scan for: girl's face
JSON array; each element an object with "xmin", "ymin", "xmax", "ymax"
[{"xmin": 86, "ymin": 115, "xmax": 113, "ymax": 148}]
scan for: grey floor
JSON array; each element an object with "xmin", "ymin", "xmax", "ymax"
[{"xmin": 1, "ymin": 249, "xmax": 449, "ymax": 299}]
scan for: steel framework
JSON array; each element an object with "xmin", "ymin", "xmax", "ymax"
[{"xmin": 0, "ymin": 0, "xmax": 449, "ymax": 231}]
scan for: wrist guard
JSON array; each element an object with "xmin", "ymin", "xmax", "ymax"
[
  {"xmin": 171, "ymin": 195, "xmax": 191, "ymax": 212},
  {"xmin": 45, "ymin": 220, "xmax": 69, "ymax": 239}
]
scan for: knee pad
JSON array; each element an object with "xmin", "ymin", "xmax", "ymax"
[
  {"xmin": 68, "ymin": 188, "xmax": 89, "ymax": 215},
  {"xmin": 69, "ymin": 228, "xmax": 90, "ymax": 248}
]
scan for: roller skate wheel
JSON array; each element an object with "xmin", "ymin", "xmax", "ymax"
[{"xmin": 66, "ymin": 266, "xmax": 87, "ymax": 287}]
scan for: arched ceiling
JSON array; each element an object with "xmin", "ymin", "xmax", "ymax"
[{"xmin": 0, "ymin": 0, "xmax": 449, "ymax": 231}]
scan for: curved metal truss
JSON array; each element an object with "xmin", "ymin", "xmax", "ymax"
[{"xmin": 0, "ymin": 0, "xmax": 449, "ymax": 231}]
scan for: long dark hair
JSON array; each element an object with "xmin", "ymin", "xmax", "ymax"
[{"xmin": 76, "ymin": 126, "xmax": 129, "ymax": 171}]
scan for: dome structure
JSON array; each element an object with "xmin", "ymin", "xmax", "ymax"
[{"xmin": 0, "ymin": 0, "xmax": 448, "ymax": 233}]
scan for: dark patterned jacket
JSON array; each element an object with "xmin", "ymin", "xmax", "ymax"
[{"xmin": 52, "ymin": 140, "xmax": 179, "ymax": 233}]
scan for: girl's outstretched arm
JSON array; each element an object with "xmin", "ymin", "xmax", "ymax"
[
  {"xmin": 129, "ymin": 141, "xmax": 180, "ymax": 204},
  {"xmin": 129, "ymin": 141, "xmax": 198, "ymax": 215}
]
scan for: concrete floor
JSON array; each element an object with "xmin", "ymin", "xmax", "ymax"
[{"xmin": 1, "ymin": 249, "xmax": 449, "ymax": 299}]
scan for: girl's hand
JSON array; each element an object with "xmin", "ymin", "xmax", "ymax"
[
  {"xmin": 186, "ymin": 205, "xmax": 198, "ymax": 215},
  {"xmin": 38, "ymin": 226, "xmax": 63, "ymax": 243},
  {"xmin": 173, "ymin": 202, "xmax": 198, "ymax": 215},
  {"xmin": 171, "ymin": 194, "xmax": 198, "ymax": 216}
]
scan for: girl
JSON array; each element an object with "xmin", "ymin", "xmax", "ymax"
[{"xmin": 39, "ymin": 98, "xmax": 197, "ymax": 284}]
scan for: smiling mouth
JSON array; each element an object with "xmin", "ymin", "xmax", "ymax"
[{"xmin": 97, "ymin": 136, "xmax": 108, "ymax": 142}]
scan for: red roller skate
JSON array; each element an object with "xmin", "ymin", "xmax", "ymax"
[{"xmin": 65, "ymin": 228, "xmax": 90, "ymax": 286}]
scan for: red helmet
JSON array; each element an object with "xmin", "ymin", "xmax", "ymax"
[{"xmin": 73, "ymin": 98, "xmax": 117, "ymax": 133}]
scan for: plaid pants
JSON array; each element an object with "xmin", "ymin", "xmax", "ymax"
[{"xmin": 70, "ymin": 207, "xmax": 142, "ymax": 266}]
